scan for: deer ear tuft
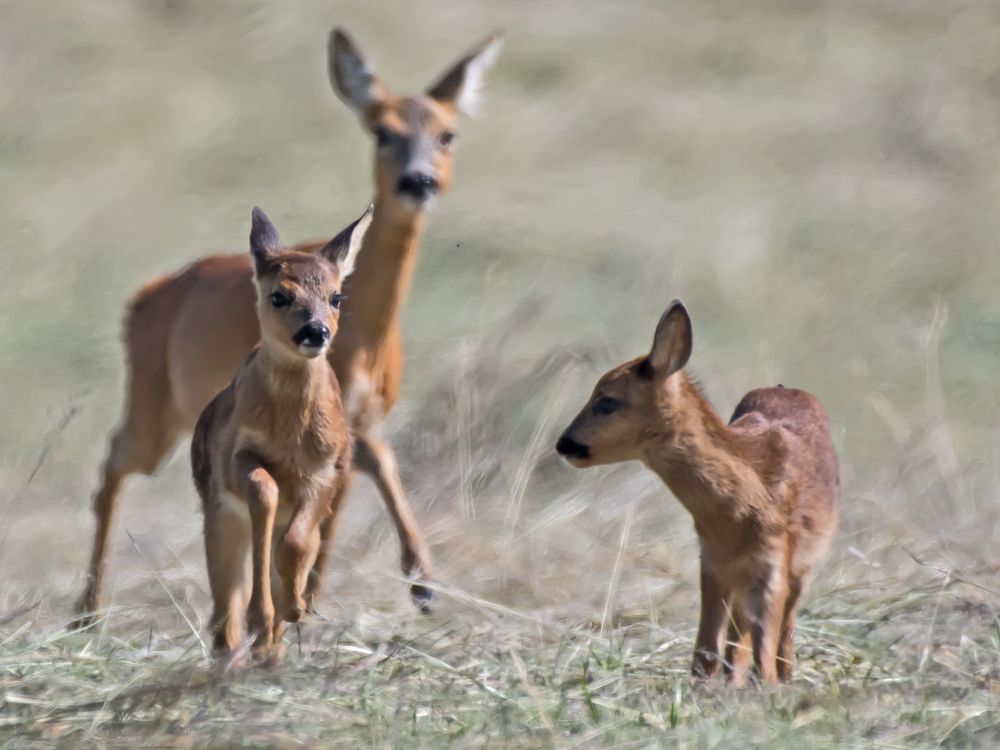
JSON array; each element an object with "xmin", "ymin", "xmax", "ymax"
[
  {"xmin": 249, "ymin": 207, "xmax": 282, "ymax": 277},
  {"xmin": 648, "ymin": 300, "xmax": 692, "ymax": 378}
]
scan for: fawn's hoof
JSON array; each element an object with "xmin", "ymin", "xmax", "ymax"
[
  {"xmin": 410, "ymin": 582, "xmax": 433, "ymax": 614},
  {"xmin": 68, "ymin": 599, "xmax": 99, "ymax": 631}
]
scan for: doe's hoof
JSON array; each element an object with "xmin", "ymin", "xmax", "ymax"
[{"xmin": 410, "ymin": 583, "xmax": 433, "ymax": 614}]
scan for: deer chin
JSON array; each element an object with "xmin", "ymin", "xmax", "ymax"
[
  {"xmin": 399, "ymin": 193, "xmax": 438, "ymax": 213},
  {"xmin": 296, "ymin": 342, "xmax": 329, "ymax": 359}
]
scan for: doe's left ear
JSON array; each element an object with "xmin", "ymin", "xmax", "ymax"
[
  {"xmin": 426, "ymin": 31, "xmax": 503, "ymax": 117},
  {"xmin": 648, "ymin": 300, "xmax": 692, "ymax": 378},
  {"xmin": 249, "ymin": 207, "xmax": 283, "ymax": 277},
  {"xmin": 321, "ymin": 202, "xmax": 374, "ymax": 280}
]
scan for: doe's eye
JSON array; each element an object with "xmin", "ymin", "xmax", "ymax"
[
  {"xmin": 270, "ymin": 291, "xmax": 292, "ymax": 308},
  {"xmin": 330, "ymin": 292, "xmax": 346, "ymax": 310},
  {"xmin": 439, "ymin": 131, "xmax": 455, "ymax": 148},
  {"xmin": 593, "ymin": 396, "xmax": 620, "ymax": 416},
  {"xmin": 374, "ymin": 127, "xmax": 391, "ymax": 148}
]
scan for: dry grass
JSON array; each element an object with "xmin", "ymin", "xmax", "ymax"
[{"xmin": 1, "ymin": 0, "xmax": 999, "ymax": 746}]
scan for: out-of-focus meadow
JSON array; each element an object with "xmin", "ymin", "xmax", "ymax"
[{"xmin": 2, "ymin": 0, "xmax": 999, "ymax": 746}]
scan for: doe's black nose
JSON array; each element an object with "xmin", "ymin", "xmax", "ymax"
[
  {"xmin": 397, "ymin": 172, "xmax": 439, "ymax": 200},
  {"xmin": 294, "ymin": 322, "xmax": 331, "ymax": 348},
  {"xmin": 556, "ymin": 434, "xmax": 590, "ymax": 460}
]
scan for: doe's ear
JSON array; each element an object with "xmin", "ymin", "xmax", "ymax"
[
  {"xmin": 321, "ymin": 202, "xmax": 374, "ymax": 280},
  {"xmin": 648, "ymin": 300, "xmax": 692, "ymax": 379},
  {"xmin": 249, "ymin": 207, "xmax": 282, "ymax": 277},
  {"xmin": 329, "ymin": 28, "xmax": 387, "ymax": 115},
  {"xmin": 426, "ymin": 31, "xmax": 503, "ymax": 117}
]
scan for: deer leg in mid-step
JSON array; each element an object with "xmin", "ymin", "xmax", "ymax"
[{"xmin": 354, "ymin": 433, "xmax": 434, "ymax": 611}]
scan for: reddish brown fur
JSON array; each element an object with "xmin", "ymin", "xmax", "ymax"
[
  {"xmin": 191, "ymin": 209, "xmax": 356, "ymax": 661},
  {"xmin": 557, "ymin": 301, "xmax": 838, "ymax": 685},
  {"xmin": 73, "ymin": 28, "xmax": 502, "ymax": 625}
]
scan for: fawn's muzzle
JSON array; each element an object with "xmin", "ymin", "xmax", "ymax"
[
  {"xmin": 556, "ymin": 434, "xmax": 590, "ymax": 461},
  {"xmin": 397, "ymin": 172, "xmax": 439, "ymax": 202},
  {"xmin": 294, "ymin": 322, "xmax": 330, "ymax": 350}
]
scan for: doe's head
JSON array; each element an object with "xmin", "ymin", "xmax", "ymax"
[
  {"xmin": 556, "ymin": 301, "xmax": 693, "ymax": 468},
  {"xmin": 329, "ymin": 28, "xmax": 503, "ymax": 214},
  {"xmin": 249, "ymin": 205, "xmax": 373, "ymax": 359}
]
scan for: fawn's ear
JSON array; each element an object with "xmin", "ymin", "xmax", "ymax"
[
  {"xmin": 329, "ymin": 28, "xmax": 387, "ymax": 116},
  {"xmin": 249, "ymin": 207, "xmax": 282, "ymax": 277},
  {"xmin": 321, "ymin": 203, "xmax": 374, "ymax": 280},
  {"xmin": 426, "ymin": 31, "xmax": 503, "ymax": 117},
  {"xmin": 647, "ymin": 300, "xmax": 692, "ymax": 379}
]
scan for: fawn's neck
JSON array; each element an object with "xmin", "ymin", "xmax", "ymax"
[
  {"xmin": 642, "ymin": 373, "xmax": 768, "ymax": 529},
  {"xmin": 343, "ymin": 202, "xmax": 425, "ymax": 345},
  {"xmin": 254, "ymin": 343, "xmax": 335, "ymax": 411}
]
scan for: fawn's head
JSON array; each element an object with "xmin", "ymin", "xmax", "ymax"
[
  {"xmin": 329, "ymin": 28, "xmax": 502, "ymax": 214},
  {"xmin": 249, "ymin": 205, "xmax": 373, "ymax": 360},
  {"xmin": 557, "ymin": 301, "xmax": 694, "ymax": 467}
]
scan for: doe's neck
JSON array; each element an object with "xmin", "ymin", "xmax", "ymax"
[{"xmin": 343, "ymin": 200, "xmax": 426, "ymax": 344}]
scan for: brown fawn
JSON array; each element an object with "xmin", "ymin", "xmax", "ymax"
[
  {"xmin": 556, "ymin": 301, "xmax": 838, "ymax": 684},
  {"xmin": 73, "ymin": 28, "xmax": 502, "ymax": 626},
  {"xmin": 191, "ymin": 206, "xmax": 366, "ymax": 659}
]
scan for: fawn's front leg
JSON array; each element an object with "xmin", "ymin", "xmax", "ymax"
[
  {"xmin": 277, "ymin": 492, "xmax": 329, "ymax": 624},
  {"xmin": 692, "ymin": 561, "xmax": 731, "ymax": 678},
  {"xmin": 236, "ymin": 451, "xmax": 280, "ymax": 658}
]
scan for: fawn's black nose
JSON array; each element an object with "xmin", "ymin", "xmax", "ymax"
[
  {"xmin": 397, "ymin": 172, "xmax": 439, "ymax": 201},
  {"xmin": 294, "ymin": 322, "xmax": 330, "ymax": 349},
  {"xmin": 556, "ymin": 434, "xmax": 590, "ymax": 460}
]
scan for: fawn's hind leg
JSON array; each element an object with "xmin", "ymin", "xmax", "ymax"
[
  {"xmin": 724, "ymin": 598, "xmax": 753, "ymax": 686},
  {"xmin": 204, "ymin": 499, "xmax": 251, "ymax": 656},
  {"xmin": 747, "ymin": 563, "xmax": 789, "ymax": 685},
  {"xmin": 777, "ymin": 575, "xmax": 806, "ymax": 682}
]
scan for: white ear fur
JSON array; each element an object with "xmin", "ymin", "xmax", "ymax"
[
  {"xmin": 427, "ymin": 32, "xmax": 503, "ymax": 117},
  {"xmin": 322, "ymin": 203, "xmax": 374, "ymax": 280}
]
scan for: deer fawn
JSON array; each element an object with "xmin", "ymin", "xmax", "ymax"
[
  {"xmin": 191, "ymin": 207, "xmax": 366, "ymax": 660},
  {"xmin": 556, "ymin": 301, "xmax": 838, "ymax": 684},
  {"xmin": 73, "ymin": 28, "xmax": 502, "ymax": 626}
]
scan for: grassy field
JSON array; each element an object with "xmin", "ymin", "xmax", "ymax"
[{"xmin": 1, "ymin": 0, "xmax": 999, "ymax": 746}]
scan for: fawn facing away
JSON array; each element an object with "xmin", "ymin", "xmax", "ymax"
[
  {"xmin": 191, "ymin": 207, "xmax": 367, "ymax": 660},
  {"xmin": 73, "ymin": 28, "xmax": 503, "ymax": 627},
  {"xmin": 556, "ymin": 301, "xmax": 838, "ymax": 684}
]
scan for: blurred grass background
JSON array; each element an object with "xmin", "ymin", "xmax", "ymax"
[{"xmin": 1, "ymin": 0, "xmax": 999, "ymax": 746}]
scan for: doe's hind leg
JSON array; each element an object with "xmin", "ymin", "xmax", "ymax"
[{"xmin": 72, "ymin": 408, "xmax": 180, "ymax": 628}]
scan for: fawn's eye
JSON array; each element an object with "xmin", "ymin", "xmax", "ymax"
[
  {"xmin": 593, "ymin": 396, "xmax": 620, "ymax": 416},
  {"xmin": 439, "ymin": 131, "xmax": 455, "ymax": 148},
  {"xmin": 330, "ymin": 292, "xmax": 345, "ymax": 310},
  {"xmin": 374, "ymin": 127, "xmax": 391, "ymax": 148},
  {"xmin": 270, "ymin": 291, "xmax": 292, "ymax": 308}
]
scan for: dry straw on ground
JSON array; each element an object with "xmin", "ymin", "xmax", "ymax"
[{"xmin": 1, "ymin": 0, "xmax": 998, "ymax": 746}]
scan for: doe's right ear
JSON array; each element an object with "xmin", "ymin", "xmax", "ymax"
[
  {"xmin": 249, "ymin": 207, "xmax": 282, "ymax": 277},
  {"xmin": 328, "ymin": 28, "xmax": 387, "ymax": 116},
  {"xmin": 647, "ymin": 300, "xmax": 692, "ymax": 379}
]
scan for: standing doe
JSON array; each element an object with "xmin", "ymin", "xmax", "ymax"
[
  {"xmin": 191, "ymin": 207, "xmax": 367, "ymax": 660},
  {"xmin": 556, "ymin": 301, "xmax": 838, "ymax": 684},
  {"xmin": 73, "ymin": 28, "xmax": 503, "ymax": 626}
]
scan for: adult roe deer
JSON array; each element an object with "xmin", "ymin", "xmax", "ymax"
[
  {"xmin": 73, "ymin": 28, "xmax": 503, "ymax": 626},
  {"xmin": 556, "ymin": 301, "xmax": 838, "ymax": 684},
  {"xmin": 192, "ymin": 207, "xmax": 361, "ymax": 661}
]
